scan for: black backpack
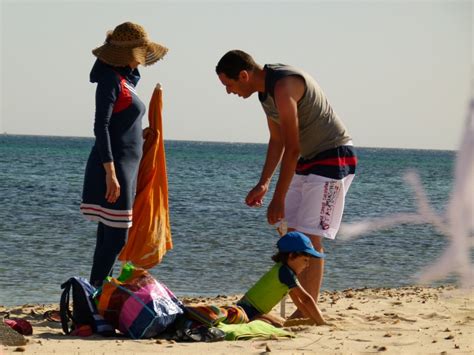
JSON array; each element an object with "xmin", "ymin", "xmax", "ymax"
[{"xmin": 59, "ymin": 277, "xmax": 114, "ymax": 336}]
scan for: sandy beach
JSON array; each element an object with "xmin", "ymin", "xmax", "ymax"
[{"xmin": 1, "ymin": 285, "xmax": 472, "ymax": 354}]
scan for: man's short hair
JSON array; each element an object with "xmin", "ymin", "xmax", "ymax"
[{"xmin": 215, "ymin": 50, "xmax": 259, "ymax": 80}]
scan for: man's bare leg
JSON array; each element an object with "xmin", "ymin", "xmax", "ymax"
[{"xmin": 288, "ymin": 232, "xmax": 324, "ymax": 319}]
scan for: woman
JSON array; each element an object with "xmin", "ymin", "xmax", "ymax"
[{"xmin": 80, "ymin": 22, "xmax": 168, "ymax": 287}]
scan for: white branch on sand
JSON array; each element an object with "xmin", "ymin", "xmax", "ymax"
[{"xmin": 339, "ymin": 99, "xmax": 474, "ymax": 288}]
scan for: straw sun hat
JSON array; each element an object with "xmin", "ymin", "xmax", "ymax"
[{"xmin": 92, "ymin": 22, "xmax": 168, "ymax": 67}]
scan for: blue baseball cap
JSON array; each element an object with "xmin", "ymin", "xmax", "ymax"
[{"xmin": 277, "ymin": 232, "xmax": 325, "ymax": 258}]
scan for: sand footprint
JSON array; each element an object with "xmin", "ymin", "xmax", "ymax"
[
  {"xmin": 383, "ymin": 312, "xmax": 417, "ymax": 323},
  {"xmin": 365, "ymin": 313, "xmax": 417, "ymax": 323},
  {"xmin": 419, "ymin": 312, "xmax": 451, "ymax": 320}
]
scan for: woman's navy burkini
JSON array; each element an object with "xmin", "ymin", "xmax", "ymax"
[{"xmin": 81, "ymin": 59, "xmax": 145, "ymax": 286}]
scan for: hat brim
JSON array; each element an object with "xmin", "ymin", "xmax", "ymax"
[
  {"xmin": 92, "ymin": 41, "xmax": 168, "ymax": 67},
  {"xmin": 305, "ymin": 249, "xmax": 325, "ymax": 259},
  {"xmin": 144, "ymin": 42, "xmax": 168, "ymax": 66}
]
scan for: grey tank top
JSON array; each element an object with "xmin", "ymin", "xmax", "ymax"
[{"xmin": 258, "ymin": 64, "xmax": 352, "ymax": 159}]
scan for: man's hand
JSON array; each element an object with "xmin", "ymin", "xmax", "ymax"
[
  {"xmin": 267, "ymin": 197, "xmax": 285, "ymax": 225},
  {"xmin": 245, "ymin": 183, "xmax": 268, "ymax": 207}
]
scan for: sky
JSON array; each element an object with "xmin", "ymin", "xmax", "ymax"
[{"xmin": 1, "ymin": 0, "xmax": 472, "ymax": 150}]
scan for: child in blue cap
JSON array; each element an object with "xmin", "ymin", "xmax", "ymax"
[{"xmin": 237, "ymin": 231, "xmax": 327, "ymax": 327}]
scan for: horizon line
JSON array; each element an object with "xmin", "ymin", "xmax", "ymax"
[{"xmin": 1, "ymin": 132, "xmax": 457, "ymax": 152}]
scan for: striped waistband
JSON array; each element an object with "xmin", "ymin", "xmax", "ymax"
[{"xmin": 296, "ymin": 145, "xmax": 357, "ymax": 179}]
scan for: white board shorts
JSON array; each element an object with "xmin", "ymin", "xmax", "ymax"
[{"xmin": 285, "ymin": 173, "xmax": 355, "ymax": 240}]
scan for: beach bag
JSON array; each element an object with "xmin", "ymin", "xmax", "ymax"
[
  {"xmin": 59, "ymin": 277, "xmax": 114, "ymax": 336},
  {"xmin": 95, "ymin": 263, "xmax": 184, "ymax": 339}
]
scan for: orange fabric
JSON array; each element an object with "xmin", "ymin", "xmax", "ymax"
[
  {"xmin": 97, "ymin": 280, "xmax": 116, "ymax": 316},
  {"xmin": 118, "ymin": 85, "xmax": 172, "ymax": 268}
]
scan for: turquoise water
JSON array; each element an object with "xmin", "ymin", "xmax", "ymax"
[{"xmin": 0, "ymin": 135, "xmax": 457, "ymax": 306}]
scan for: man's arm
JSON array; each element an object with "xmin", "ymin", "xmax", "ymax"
[
  {"xmin": 266, "ymin": 77, "xmax": 304, "ymax": 225},
  {"xmin": 245, "ymin": 117, "xmax": 284, "ymax": 207},
  {"xmin": 289, "ymin": 286, "xmax": 326, "ymax": 325}
]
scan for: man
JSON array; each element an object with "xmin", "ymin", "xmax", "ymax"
[{"xmin": 216, "ymin": 50, "xmax": 357, "ymax": 317}]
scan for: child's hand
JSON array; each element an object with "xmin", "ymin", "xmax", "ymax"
[{"xmin": 283, "ymin": 318, "xmax": 315, "ymax": 327}]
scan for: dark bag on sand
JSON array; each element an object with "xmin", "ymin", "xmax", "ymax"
[
  {"xmin": 59, "ymin": 277, "xmax": 114, "ymax": 336},
  {"xmin": 171, "ymin": 317, "xmax": 225, "ymax": 343}
]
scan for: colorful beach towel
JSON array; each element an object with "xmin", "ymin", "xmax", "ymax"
[
  {"xmin": 217, "ymin": 320, "xmax": 294, "ymax": 340},
  {"xmin": 184, "ymin": 305, "xmax": 248, "ymax": 327},
  {"xmin": 118, "ymin": 84, "xmax": 172, "ymax": 268},
  {"xmin": 95, "ymin": 264, "xmax": 183, "ymax": 339}
]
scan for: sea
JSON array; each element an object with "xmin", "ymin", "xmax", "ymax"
[{"xmin": 0, "ymin": 135, "xmax": 458, "ymax": 306}]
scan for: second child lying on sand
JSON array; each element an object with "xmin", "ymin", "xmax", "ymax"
[{"xmin": 236, "ymin": 231, "xmax": 327, "ymax": 327}]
